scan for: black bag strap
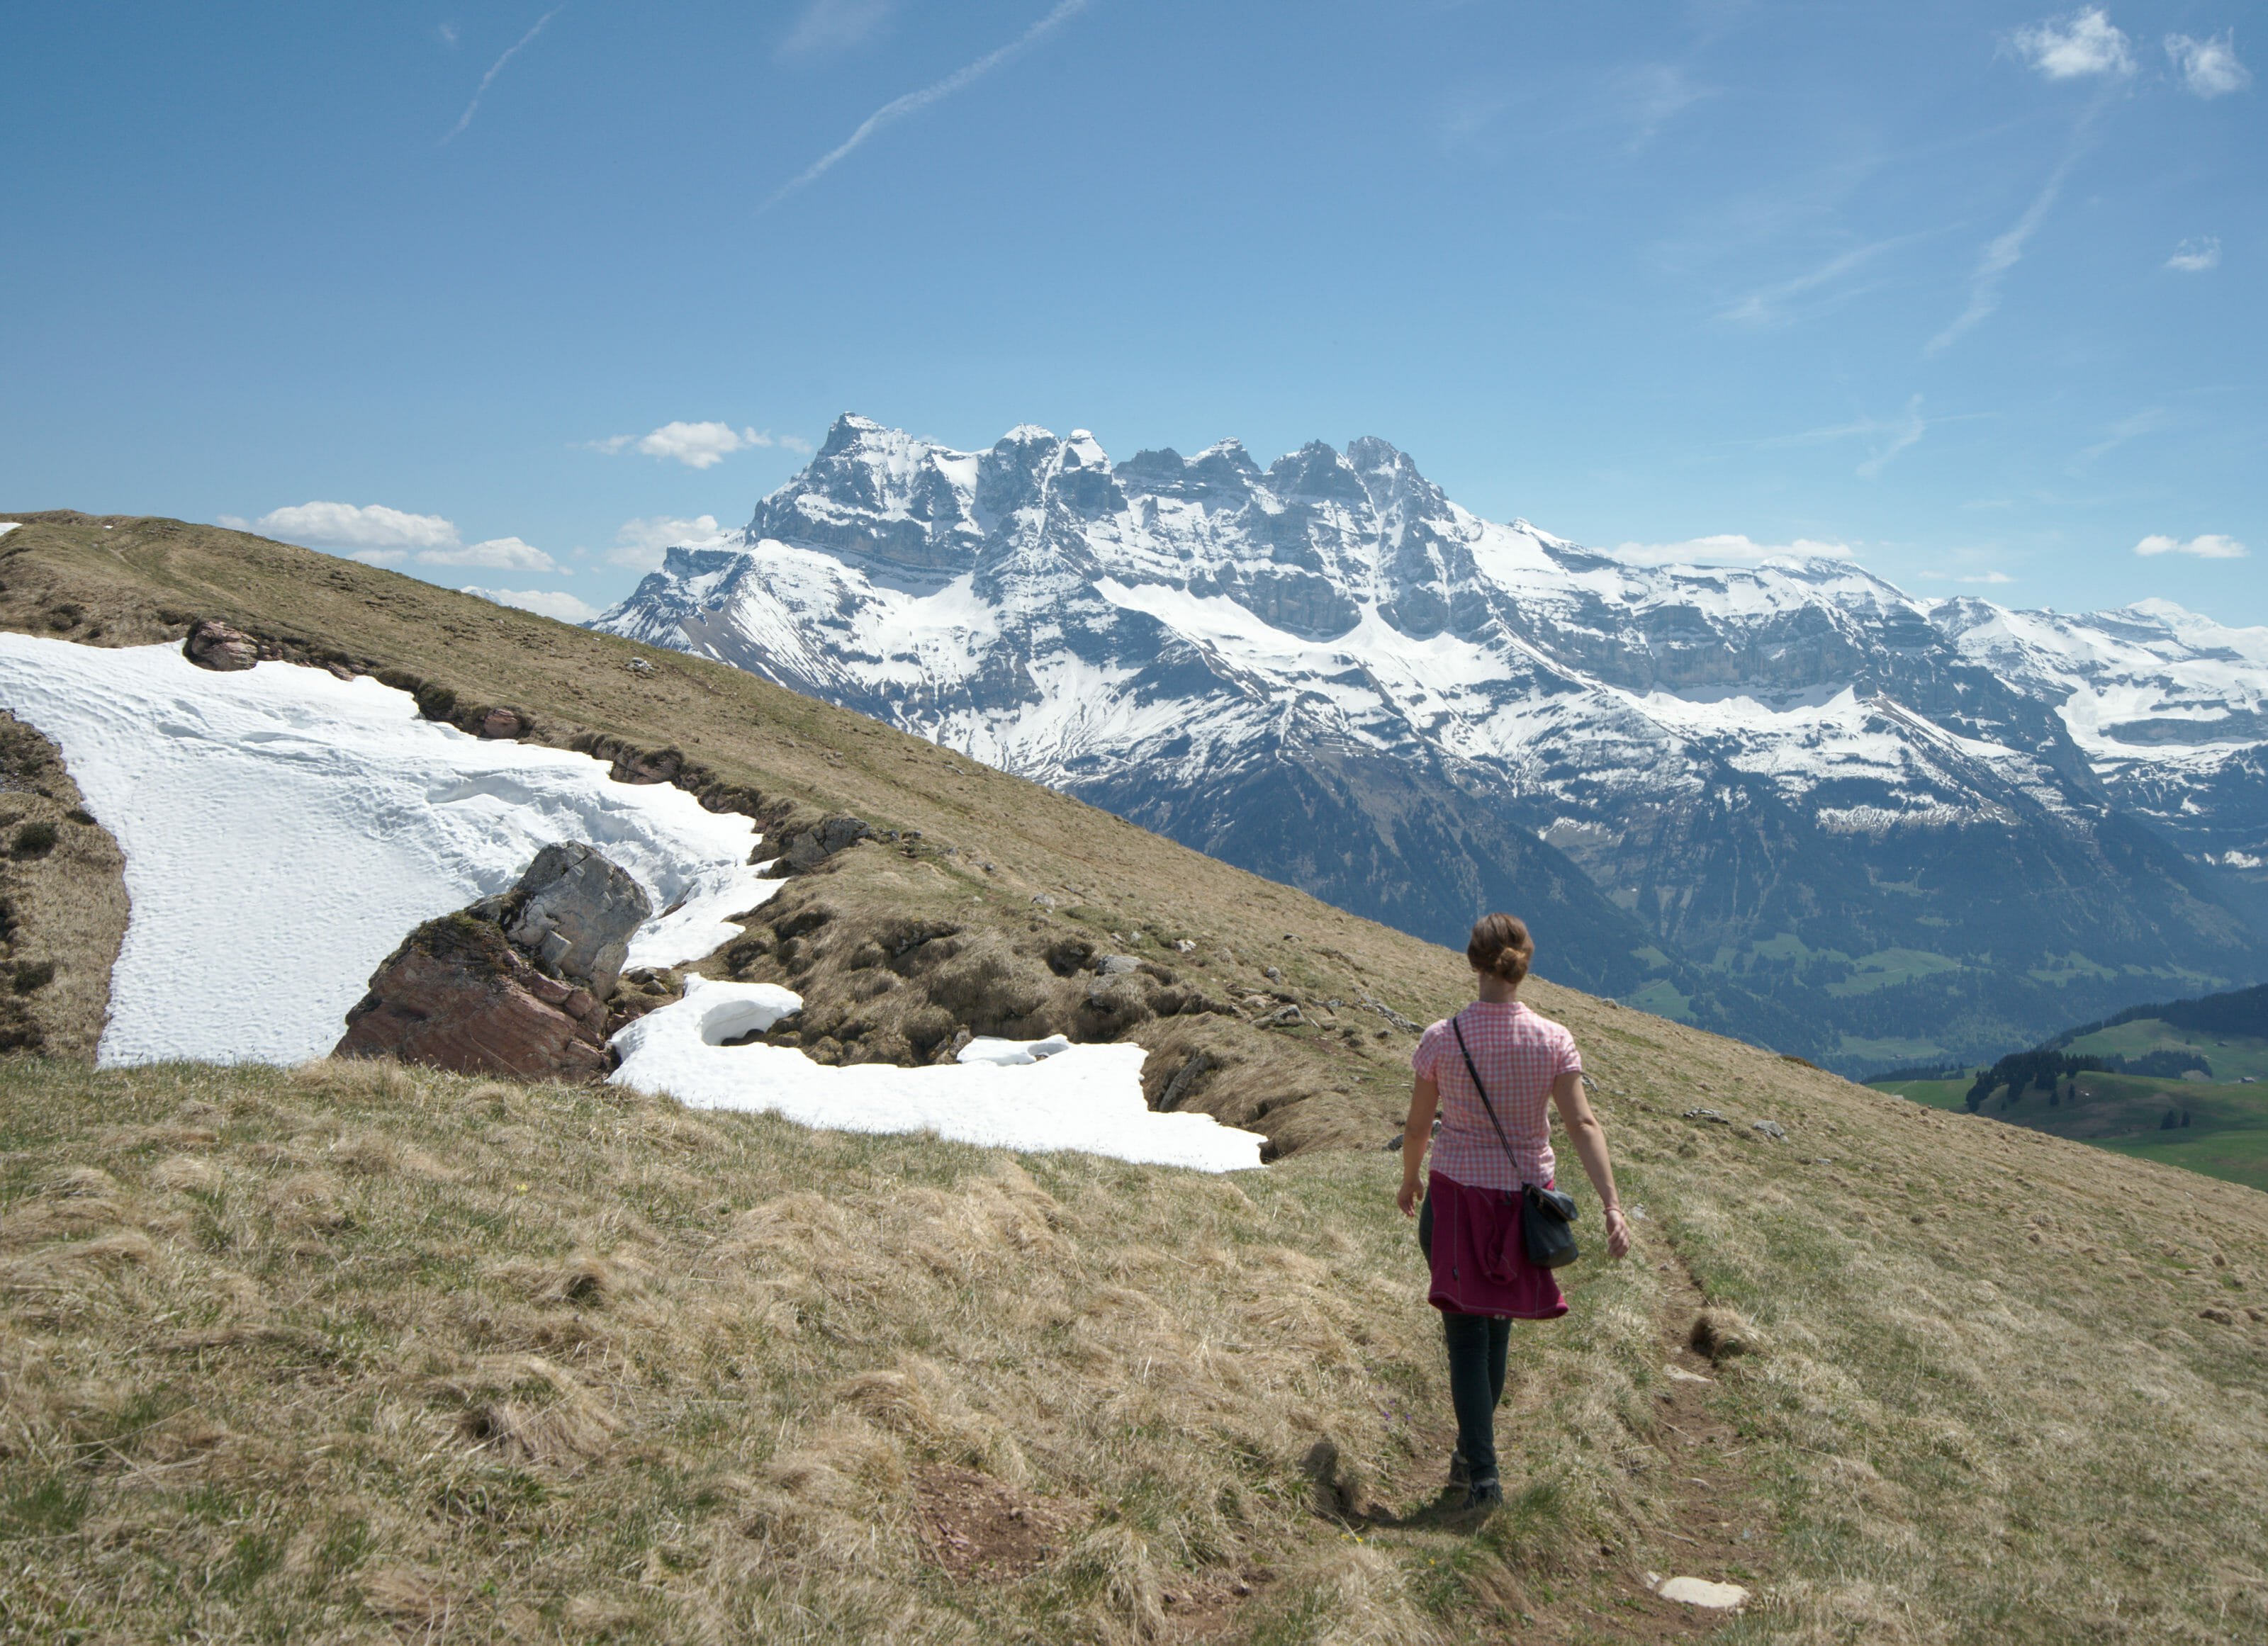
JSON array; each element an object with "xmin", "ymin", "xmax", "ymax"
[{"xmin": 1450, "ymin": 1014, "xmax": 1526, "ymax": 1188}]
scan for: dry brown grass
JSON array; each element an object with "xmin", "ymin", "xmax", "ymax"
[
  {"xmin": 0, "ymin": 712, "xmax": 128, "ymax": 1059},
  {"xmin": 2, "ymin": 1024, "xmax": 2264, "ymax": 1642},
  {"xmin": 4, "ymin": 513, "xmax": 2268, "ymax": 1641}
]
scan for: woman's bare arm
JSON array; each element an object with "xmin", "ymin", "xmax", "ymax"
[
  {"xmin": 1550, "ymin": 1070, "xmax": 1632, "ymax": 1258},
  {"xmin": 1397, "ymin": 1076, "xmax": 1439, "ymax": 1216}
]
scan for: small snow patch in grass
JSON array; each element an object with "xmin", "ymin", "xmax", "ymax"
[{"xmin": 610, "ymin": 978, "xmax": 1265, "ymax": 1171}]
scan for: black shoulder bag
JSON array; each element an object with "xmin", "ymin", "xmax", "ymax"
[{"xmin": 1451, "ymin": 1015, "xmax": 1580, "ymax": 1269}]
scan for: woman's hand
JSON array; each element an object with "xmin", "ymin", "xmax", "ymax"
[
  {"xmin": 1396, "ymin": 1176, "xmax": 1422, "ymax": 1217},
  {"xmin": 1603, "ymin": 1207, "xmax": 1632, "ymax": 1259}
]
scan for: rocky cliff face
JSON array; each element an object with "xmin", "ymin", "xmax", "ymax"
[{"xmin": 593, "ymin": 415, "xmax": 2268, "ymax": 1071}]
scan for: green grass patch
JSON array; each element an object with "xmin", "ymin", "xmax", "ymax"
[{"xmin": 1824, "ymin": 948, "xmax": 1965, "ymax": 997}]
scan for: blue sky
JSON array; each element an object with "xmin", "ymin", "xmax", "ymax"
[{"xmin": 4, "ymin": 1, "xmax": 2260, "ymax": 624}]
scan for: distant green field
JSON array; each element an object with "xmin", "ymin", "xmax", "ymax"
[
  {"xmin": 2097, "ymin": 1127, "xmax": 2268, "ymax": 1194},
  {"xmin": 1622, "ymin": 979, "xmax": 1693, "ymax": 1022},
  {"xmin": 1825, "ymin": 947, "xmax": 1966, "ymax": 997},
  {"xmin": 1871, "ymin": 1020, "xmax": 2268, "ymax": 1195},
  {"xmin": 1873, "ymin": 1078, "xmax": 1972, "ymax": 1112},
  {"xmin": 2063, "ymin": 1022, "xmax": 2268, "ymax": 1083}
]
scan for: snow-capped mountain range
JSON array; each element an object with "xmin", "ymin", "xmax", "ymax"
[{"xmin": 593, "ymin": 415, "xmax": 2268, "ymax": 1071}]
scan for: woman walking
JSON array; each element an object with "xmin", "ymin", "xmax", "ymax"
[{"xmin": 1396, "ymin": 913, "xmax": 1632, "ymax": 1510}]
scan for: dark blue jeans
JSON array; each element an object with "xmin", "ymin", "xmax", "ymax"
[{"xmin": 1419, "ymin": 1194, "xmax": 1513, "ymax": 1486}]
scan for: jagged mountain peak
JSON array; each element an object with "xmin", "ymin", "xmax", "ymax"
[{"xmin": 597, "ymin": 415, "xmax": 2268, "ymax": 1073}]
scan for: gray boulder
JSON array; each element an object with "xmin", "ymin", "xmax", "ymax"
[{"xmin": 499, "ymin": 842, "xmax": 651, "ymax": 997}]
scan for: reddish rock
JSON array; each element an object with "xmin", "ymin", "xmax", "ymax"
[
  {"xmin": 333, "ymin": 913, "xmax": 613, "ymax": 1082},
  {"xmin": 478, "ymin": 706, "xmax": 527, "ymax": 739},
  {"xmin": 184, "ymin": 619, "xmax": 259, "ymax": 672}
]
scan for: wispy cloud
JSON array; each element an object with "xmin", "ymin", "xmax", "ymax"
[
  {"xmin": 442, "ymin": 5, "xmax": 564, "ymax": 145},
  {"xmin": 1611, "ymin": 534, "xmax": 1856, "ymax": 569},
  {"xmin": 779, "ymin": 0, "xmax": 898, "ymax": 61},
  {"xmin": 2167, "ymin": 31, "xmax": 2252, "ymax": 98},
  {"xmin": 586, "ymin": 421, "xmax": 809, "ymax": 468},
  {"xmin": 2136, "ymin": 533, "xmax": 2247, "ymax": 560},
  {"xmin": 1856, "ymin": 396, "xmax": 1928, "ymax": 478},
  {"xmin": 1926, "ymin": 147, "xmax": 2080, "ymax": 356},
  {"xmin": 2165, "ymin": 235, "xmax": 2222, "ymax": 272},
  {"xmin": 1755, "ymin": 395, "xmax": 1933, "ymax": 478},
  {"xmin": 2007, "ymin": 7, "xmax": 2135, "ymax": 79},
  {"xmin": 610, "ymin": 514, "xmax": 726, "ymax": 572},
  {"xmin": 763, "ymin": 0, "xmax": 1094, "ymax": 210},
  {"xmin": 1953, "ymin": 570, "xmax": 2016, "ymax": 584},
  {"xmin": 2075, "ymin": 405, "xmax": 2167, "ymax": 466},
  {"xmin": 1719, "ymin": 233, "xmax": 1928, "ymax": 327},
  {"xmin": 1618, "ymin": 62, "xmax": 1716, "ymax": 150},
  {"xmin": 463, "ymin": 585, "xmax": 601, "ymax": 623}
]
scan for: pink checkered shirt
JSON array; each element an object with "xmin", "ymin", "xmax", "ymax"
[{"xmin": 1412, "ymin": 1000, "xmax": 1581, "ymax": 1193}]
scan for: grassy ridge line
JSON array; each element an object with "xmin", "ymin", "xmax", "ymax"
[{"xmin": 0, "ymin": 511, "xmax": 1508, "ymax": 1151}]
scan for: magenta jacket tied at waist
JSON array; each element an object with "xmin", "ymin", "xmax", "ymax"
[{"xmin": 1425, "ymin": 1171, "xmax": 1568, "ymax": 1320}]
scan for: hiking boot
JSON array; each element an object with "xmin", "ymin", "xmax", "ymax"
[
  {"xmin": 1461, "ymin": 1477, "xmax": 1503, "ymax": 1513},
  {"xmin": 1445, "ymin": 1450, "xmax": 1471, "ymax": 1492}
]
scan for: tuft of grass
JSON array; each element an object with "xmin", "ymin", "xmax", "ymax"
[{"xmin": 9, "ymin": 821, "xmax": 56, "ymax": 859}]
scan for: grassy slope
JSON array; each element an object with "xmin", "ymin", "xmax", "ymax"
[{"xmin": 2, "ymin": 514, "xmax": 2268, "ymax": 1640}]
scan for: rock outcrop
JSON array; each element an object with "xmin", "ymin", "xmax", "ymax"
[
  {"xmin": 481, "ymin": 842, "xmax": 650, "ymax": 998},
  {"xmin": 184, "ymin": 619, "xmax": 259, "ymax": 672},
  {"xmin": 334, "ymin": 842, "xmax": 652, "ymax": 1081},
  {"xmin": 335, "ymin": 913, "xmax": 613, "ymax": 1082},
  {"xmin": 772, "ymin": 814, "xmax": 872, "ymax": 875}
]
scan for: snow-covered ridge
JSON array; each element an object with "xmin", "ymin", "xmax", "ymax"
[{"xmin": 591, "ymin": 415, "xmax": 2268, "ymax": 1059}]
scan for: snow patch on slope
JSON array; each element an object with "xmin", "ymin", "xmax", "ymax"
[
  {"xmin": 0, "ymin": 635, "xmax": 773, "ymax": 1066},
  {"xmin": 609, "ymin": 977, "xmax": 1264, "ymax": 1171}
]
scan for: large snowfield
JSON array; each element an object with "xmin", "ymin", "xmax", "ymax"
[{"xmin": 0, "ymin": 635, "xmax": 1262, "ymax": 1171}]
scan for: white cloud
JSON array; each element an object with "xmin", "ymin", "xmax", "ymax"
[
  {"xmin": 1954, "ymin": 570, "xmax": 2016, "ymax": 585},
  {"xmin": 2165, "ymin": 236, "xmax": 2221, "ymax": 272},
  {"xmin": 2167, "ymin": 31, "xmax": 2252, "ymax": 97},
  {"xmin": 765, "ymin": 0, "xmax": 1094, "ymax": 210},
  {"xmin": 590, "ymin": 422, "xmax": 807, "ymax": 468},
  {"xmin": 1611, "ymin": 534, "xmax": 1857, "ymax": 569},
  {"xmin": 461, "ymin": 585, "xmax": 601, "ymax": 623},
  {"xmin": 2009, "ymin": 8, "xmax": 2135, "ymax": 79},
  {"xmin": 423, "ymin": 536, "xmax": 557, "ymax": 572},
  {"xmin": 250, "ymin": 501, "xmax": 461, "ymax": 552},
  {"xmin": 779, "ymin": 0, "xmax": 897, "ymax": 60},
  {"xmin": 2135, "ymin": 534, "xmax": 2247, "ymax": 560},
  {"xmin": 610, "ymin": 514, "xmax": 726, "ymax": 573}
]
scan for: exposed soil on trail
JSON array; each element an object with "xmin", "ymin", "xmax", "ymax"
[
  {"xmin": 910, "ymin": 1465, "xmax": 1083, "ymax": 1583},
  {"xmin": 1292, "ymin": 1237, "xmax": 1774, "ymax": 1645}
]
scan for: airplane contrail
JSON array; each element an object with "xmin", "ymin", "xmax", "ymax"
[
  {"xmin": 764, "ymin": 0, "xmax": 1094, "ymax": 210},
  {"xmin": 442, "ymin": 5, "xmax": 567, "ymax": 145}
]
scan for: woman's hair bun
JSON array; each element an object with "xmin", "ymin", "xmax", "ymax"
[{"xmin": 1466, "ymin": 913, "xmax": 1534, "ymax": 985}]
